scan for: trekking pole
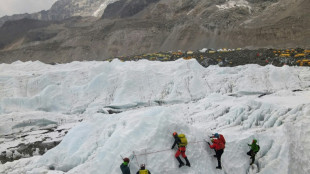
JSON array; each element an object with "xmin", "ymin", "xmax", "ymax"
[
  {"xmin": 128, "ymin": 154, "xmax": 135, "ymax": 167},
  {"xmin": 145, "ymin": 149, "xmax": 147, "ymax": 167},
  {"xmin": 133, "ymin": 151, "xmax": 140, "ymax": 167},
  {"xmin": 121, "ymin": 154, "xmax": 129, "ymax": 167}
]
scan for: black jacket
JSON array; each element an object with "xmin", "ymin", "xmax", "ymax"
[
  {"xmin": 120, "ymin": 163, "xmax": 131, "ymax": 174},
  {"xmin": 171, "ymin": 135, "xmax": 181, "ymax": 149}
]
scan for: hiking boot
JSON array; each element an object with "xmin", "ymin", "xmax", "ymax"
[
  {"xmin": 184, "ymin": 157, "xmax": 191, "ymax": 167},
  {"xmin": 216, "ymin": 161, "xmax": 222, "ymax": 169},
  {"xmin": 176, "ymin": 157, "xmax": 185, "ymax": 168}
]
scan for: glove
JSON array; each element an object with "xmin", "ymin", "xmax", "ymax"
[
  {"xmin": 207, "ymin": 142, "xmax": 210, "ymax": 145},
  {"xmin": 171, "ymin": 146, "xmax": 174, "ymax": 149}
]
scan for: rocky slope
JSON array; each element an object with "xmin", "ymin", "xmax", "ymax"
[{"xmin": 0, "ymin": 0, "xmax": 309, "ymax": 63}]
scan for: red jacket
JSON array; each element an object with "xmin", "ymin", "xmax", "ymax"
[
  {"xmin": 219, "ymin": 134, "xmax": 226, "ymax": 145},
  {"xmin": 212, "ymin": 134, "xmax": 226, "ymax": 145},
  {"xmin": 209, "ymin": 139, "xmax": 225, "ymax": 150}
]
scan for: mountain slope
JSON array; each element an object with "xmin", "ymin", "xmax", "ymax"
[
  {"xmin": 0, "ymin": 0, "xmax": 117, "ymax": 27},
  {"xmin": 0, "ymin": 0, "xmax": 309, "ymax": 63}
]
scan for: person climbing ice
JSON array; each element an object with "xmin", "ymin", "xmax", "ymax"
[
  {"xmin": 171, "ymin": 132, "xmax": 191, "ymax": 168},
  {"xmin": 247, "ymin": 139, "xmax": 260, "ymax": 165},
  {"xmin": 136, "ymin": 164, "xmax": 151, "ymax": 174},
  {"xmin": 209, "ymin": 133, "xmax": 226, "ymax": 157},
  {"xmin": 208, "ymin": 137, "xmax": 225, "ymax": 169},
  {"xmin": 120, "ymin": 157, "xmax": 131, "ymax": 174},
  {"xmin": 211, "ymin": 133, "xmax": 226, "ymax": 145}
]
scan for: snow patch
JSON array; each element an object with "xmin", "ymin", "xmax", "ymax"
[
  {"xmin": 217, "ymin": 0, "xmax": 251, "ymax": 10},
  {"xmin": 93, "ymin": 0, "xmax": 120, "ymax": 17}
]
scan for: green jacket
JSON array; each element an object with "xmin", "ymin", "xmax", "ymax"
[{"xmin": 248, "ymin": 141, "xmax": 259, "ymax": 153}]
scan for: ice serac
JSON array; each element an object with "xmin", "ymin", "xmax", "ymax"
[{"xmin": 0, "ymin": 60, "xmax": 309, "ymax": 174}]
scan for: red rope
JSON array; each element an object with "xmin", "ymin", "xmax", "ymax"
[
  {"xmin": 189, "ymin": 141, "xmax": 206, "ymax": 144},
  {"xmin": 134, "ymin": 141, "xmax": 207, "ymax": 156},
  {"xmin": 135, "ymin": 149, "xmax": 171, "ymax": 156}
]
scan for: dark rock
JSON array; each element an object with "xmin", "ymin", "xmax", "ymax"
[
  {"xmin": 107, "ymin": 110, "xmax": 122, "ymax": 114},
  {"xmin": 102, "ymin": 0, "xmax": 160, "ymax": 19}
]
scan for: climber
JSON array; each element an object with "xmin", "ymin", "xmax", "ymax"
[
  {"xmin": 247, "ymin": 139, "xmax": 260, "ymax": 165},
  {"xmin": 171, "ymin": 132, "xmax": 191, "ymax": 168},
  {"xmin": 208, "ymin": 137, "xmax": 225, "ymax": 169},
  {"xmin": 136, "ymin": 164, "xmax": 151, "ymax": 174},
  {"xmin": 120, "ymin": 157, "xmax": 131, "ymax": 174},
  {"xmin": 210, "ymin": 133, "xmax": 226, "ymax": 155},
  {"xmin": 211, "ymin": 133, "xmax": 226, "ymax": 145}
]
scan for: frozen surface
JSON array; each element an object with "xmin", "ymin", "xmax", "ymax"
[{"xmin": 0, "ymin": 59, "xmax": 310, "ymax": 174}]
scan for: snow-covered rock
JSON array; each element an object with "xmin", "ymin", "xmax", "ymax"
[
  {"xmin": 216, "ymin": 0, "xmax": 251, "ymax": 10},
  {"xmin": 93, "ymin": 0, "xmax": 120, "ymax": 17}
]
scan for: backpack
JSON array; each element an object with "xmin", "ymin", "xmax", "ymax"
[
  {"xmin": 256, "ymin": 145, "xmax": 260, "ymax": 153},
  {"xmin": 219, "ymin": 134, "xmax": 226, "ymax": 145},
  {"xmin": 218, "ymin": 140, "xmax": 225, "ymax": 150},
  {"xmin": 178, "ymin": 134, "xmax": 188, "ymax": 147},
  {"xmin": 139, "ymin": 169, "xmax": 149, "ymax": 174}
]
